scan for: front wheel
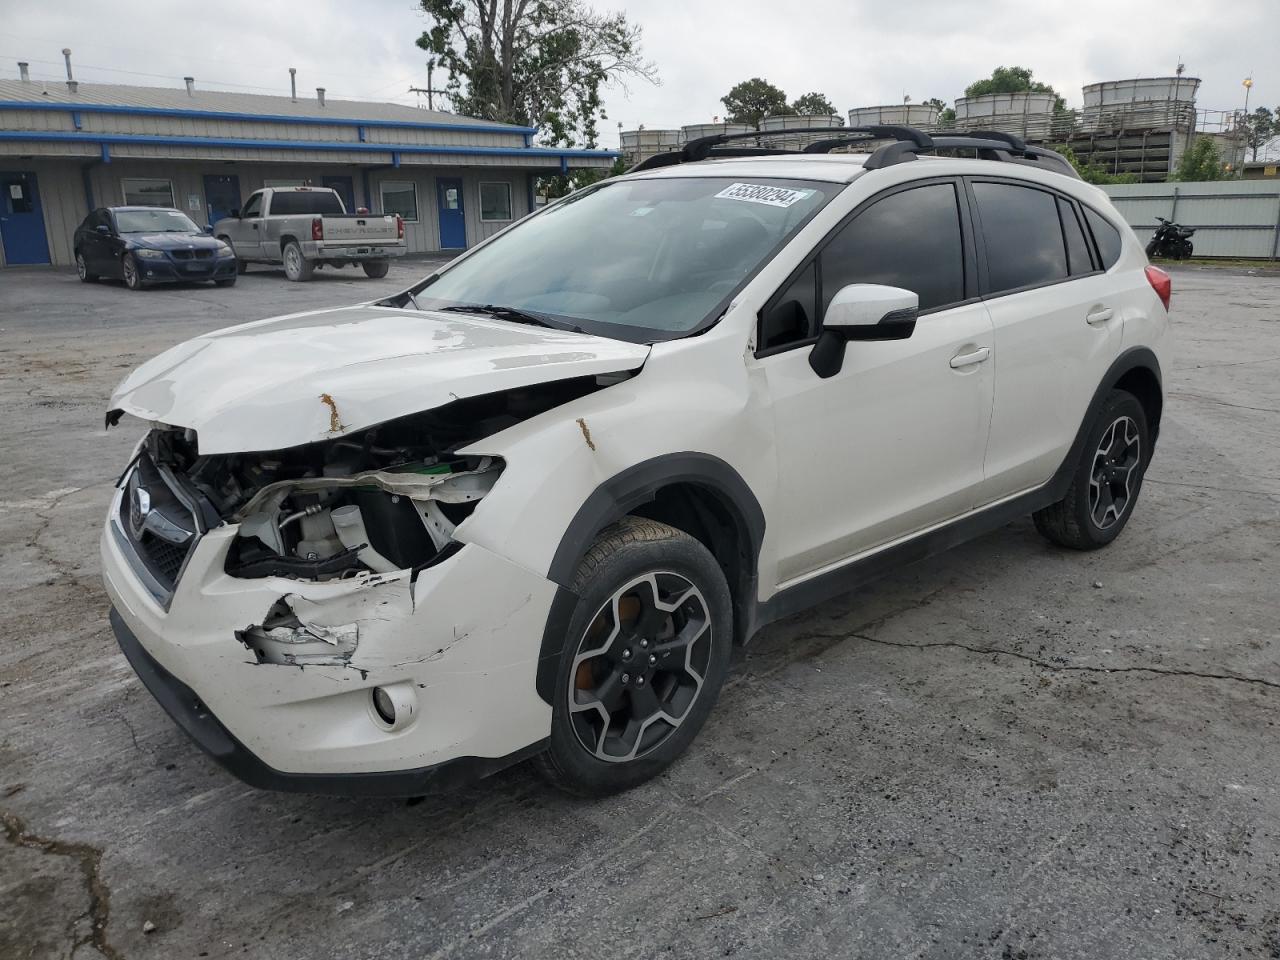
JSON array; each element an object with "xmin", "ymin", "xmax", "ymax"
[
  {"xmin": 75, "ymin": 251, "xmax": 97, "ymax": 282},
  {"xmin": 121, "ymin": 253, "xmax": 144, "ymax": 290},
  {"xmin": 362, "ymin": 260, "xmax": 391, "ymax": 279},
  {"xmin": 1145, "ymin": 238, "xmax": 1160, "ymax": 258},
  {"xmin": 1033, "ymin": 389, "xmax": 1150, "ymax": 550},
  {"xmin": 282, "ymin": 241, "xmax": 314, "ymax": 281},
  {"xmin": 535, "ymin": 517, "xmax": 733, "ymax": 797}
]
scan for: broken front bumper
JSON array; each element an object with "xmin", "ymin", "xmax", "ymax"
[{"xmin": 102, "ymin": 494, "xmax": 557, "ymax": 795}]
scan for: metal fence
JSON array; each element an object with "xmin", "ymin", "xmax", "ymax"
[{"xmin": 1101, "ymin": 181, "xmax": 1280, "ymax": 259}]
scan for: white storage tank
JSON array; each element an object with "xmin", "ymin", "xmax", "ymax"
[
  {"xmin": 619, "ymin": 128, "xmax": 681, "ymax": 164},
  {"xmin": 1079, "ymin": 77, "xmax": 1200, "ymax": 132},
  {"xmin": 847, "ymin": 104, "xmax": 940, "ymax": 130},
  {"xmin": 680, "ymin": 122, "xmax": 753, "ymax": 142},
  {"xmin": 759, "ymin": 113, "xmax": 844, "ymax": 149},
  {"xmin": 952, "ymin": 92, "xmax": 1057, "ymax": 137}
]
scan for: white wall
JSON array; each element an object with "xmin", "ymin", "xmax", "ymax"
[{"xmin": 1103, "ymin": 180, "xmax": 1280, "ymax": 259}]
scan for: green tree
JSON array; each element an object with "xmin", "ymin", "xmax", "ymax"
[
  {"xmin": 1173, "ymin": 136, "xmax": 1228, "ymax": 182},
  {"xmin": 416, "ymin": 0, "xmax": 656, "ymax": 147},
  {"xmin": 721, "ymin": 78, "xmax": 791, "ymax": 129},
  {"xmin": 925, "ymin": 97, "xmax": 955, "ymax": 124},
  {"xmin": 964, "ymin": 65, "xmax": 1066, "ymax": 113},
  {"xmin": 1051, "ymin": 145, "xmax": 1139, "ymax": 185},
  {"xmin": 1241, "ymin": 106, "xmax": 1277, "ymax": 161},
  {"xmin": 790, "ymin": 91, "xmax": 838, "ymax": 117}
]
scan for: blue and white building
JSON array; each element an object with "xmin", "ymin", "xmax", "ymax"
[{"xmin": 0, "ymin": 67, "xmax": 615, "ymax": 268}]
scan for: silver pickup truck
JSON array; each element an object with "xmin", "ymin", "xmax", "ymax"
[{"xmin": 213, "ymin": 186, "xmax": 406, "ymax": 281}]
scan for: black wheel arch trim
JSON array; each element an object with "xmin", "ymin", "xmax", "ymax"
[{"xmin": 537, "ymin": 452, "xmax": 766, "ymax": 705}]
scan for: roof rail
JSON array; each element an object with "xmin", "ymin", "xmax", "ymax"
[
  {"xmin": 627, "ymin": 124, "xmax": 1081, "ymax": 180},
  {"xmin": 629, "ymin": 125, "xmax": 933, "ymax": 172}
]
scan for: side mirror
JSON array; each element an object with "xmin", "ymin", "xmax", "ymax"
[
  {"xmin": 230, "ymin": 208, "xmax": 241, "ymax": 219},
  {"xmin": 95, "ymin": 224, "xmax": 111, "ymax": 236},
  {"xmin": 809, "ymin": 284, "xmax": 919, "ymax": 378},
  {"xmin": 202, "ymin": 224, "xmax": 214, "ymax": 235}
]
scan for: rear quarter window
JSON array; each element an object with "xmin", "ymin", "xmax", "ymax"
[{"xmin": 1083, "ymin": 206, "xmax": 1124, "ymax": 269}]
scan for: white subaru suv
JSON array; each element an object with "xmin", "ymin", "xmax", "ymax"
[{"xmin": 102, "ymin": 127, "xmax": 1171, "ymax": 798}]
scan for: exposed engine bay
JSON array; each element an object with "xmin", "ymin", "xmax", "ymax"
[{"xmin": 137, "ymin": 376, "xmax": 608, "ymax": 585}]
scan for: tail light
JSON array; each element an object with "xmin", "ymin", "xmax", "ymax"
[
  {"xmin": 396, "ymin": 215, "xmax": 404, "ymax": 240},
  {"xmin": 1145, "ymin": 264, "xmax": 1171, "ymax": 311},
  {"xmin": 311, "ymin": 217, "xmax": 323, "ymax": 241}
]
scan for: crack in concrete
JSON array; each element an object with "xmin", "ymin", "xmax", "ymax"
[
  {"xmin": 1, "ymin": 810, "xmax": 122, "ymax": 960},
  {"xmin": 819, "ymin": 632, "xmax": 1280, "ymax": 691}
]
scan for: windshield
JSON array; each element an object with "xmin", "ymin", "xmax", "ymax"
[
  {"xmin": 115, "ymin": 209, "xmax": 201, "ymax": 234},
  {"xmin": 410, "ymin": 176, "xmax": 837, "ymax": 342}
]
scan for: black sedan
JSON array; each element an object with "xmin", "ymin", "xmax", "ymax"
[{"xmin": 73, "ymin": 207, "xmax": 237, "ymax": 290}]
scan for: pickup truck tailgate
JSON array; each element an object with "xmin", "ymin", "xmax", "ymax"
[{"xmin": 322, "ymin": 215, "xmax": 400, "ymax": 242}]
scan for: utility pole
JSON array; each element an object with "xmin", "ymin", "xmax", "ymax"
[{"xmin": 409, "ymin": 60, "xmax": 450, "ymax": 111}]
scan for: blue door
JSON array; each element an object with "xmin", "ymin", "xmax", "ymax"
[
  {"xmin": 322, "ymin": 176, "xmax": 356, "ymax": 212},
  {"xmin": 436, "ymin": 178, "xmax": 466, "ymax": 249},
  {"xmin": 202, "ymin": 174, "xmax": 241, "ymax": 228},
  {"xmin": 0, "ymin": 172, "xmax": 51, "ymax": 265}
]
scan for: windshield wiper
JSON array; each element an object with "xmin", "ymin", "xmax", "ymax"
[{"xmin": 438, "ymin": 303, "xmax": 574, "ymax": 331}]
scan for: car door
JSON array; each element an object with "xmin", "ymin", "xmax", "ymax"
[
  {"xmin": 85, "ymin": 210, "xmax": 115, "ymax": 273},
  {"xmin": 966, "ymin": 179, "xmax": 1125, "ymax": 504},
  {"xmin": 227, "ymin": 191, "xmax": 264, "ymax": 259},
  {"xmin": 757, "ymin": 178, "xmax": 996, "ymax": 585}
]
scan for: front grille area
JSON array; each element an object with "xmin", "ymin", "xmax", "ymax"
[
  {"xmin": 170, "ymin": 249, "xmax": 214, "ymax": 261},
  {"xmin": 117, "ymin": 454, "xmax": 199, "ymax": 595}
]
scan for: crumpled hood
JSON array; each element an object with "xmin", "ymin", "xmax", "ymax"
[{"xmin": 108, "ymin": 304, "xmax": 650, "ymax": 454}]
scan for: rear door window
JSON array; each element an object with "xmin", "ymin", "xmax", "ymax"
[{"xmin": 972, "ymin": 181, "xmax": 1068, "ymax": 294}]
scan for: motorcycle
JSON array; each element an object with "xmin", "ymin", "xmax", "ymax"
[{"xmin": 1146, "ymin": 216, "xmax": 1196, "ymax": 260}]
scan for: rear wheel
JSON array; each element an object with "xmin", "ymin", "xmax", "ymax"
[
  {"xmin": 75, "ymin": 251, "xmax": 97, "ymax": 282},
  {"xmin": 282, "ymin": 241, "xmax": 313, "ymax": 281},
  {"xmin": 535, "ymin": 517, "xmax": 733, "ymax": 797},
  {"xmin": 362, "ymin": 260, "xmax": 391, "ymax": 279},
  {"xmin": 121, "ymin": 253, "xmax": 144, "ymax": 290},
  {"xmin": 1033, "ymin": 389, "xmax": 1149, "ymax": 550}
]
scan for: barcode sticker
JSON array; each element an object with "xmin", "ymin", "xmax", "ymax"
[{"xmin": 714, "ymin": 183, "xmax": 815, "ymax": 208}]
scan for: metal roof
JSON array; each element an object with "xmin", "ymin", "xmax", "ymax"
[{"xmin": 0, "ymin": 78, "xmax": 529, "ymax": 131}]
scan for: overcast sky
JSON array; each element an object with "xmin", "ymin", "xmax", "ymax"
[{"xmin": 0, "ymin": 0, "xmax": 1274, "ymax": 149}]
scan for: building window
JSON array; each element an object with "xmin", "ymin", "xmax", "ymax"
[
  {"xmin": 121, "ymin": 178, "xmax": 175, "ymax": 208},
  {"xmin": 479, "ymin": 182, "xmax": 513, "ymax": 222},
  {"xmin": 380, "ymin": 181, "xmax": 419, "ymax": 222}
]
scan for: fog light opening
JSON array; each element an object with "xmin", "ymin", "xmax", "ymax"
[{"xmin": 372, "ymin": 686, "xmax": 396, "ymax": 725}]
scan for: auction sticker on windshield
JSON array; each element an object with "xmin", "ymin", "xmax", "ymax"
[{"xmin": 714, "ymin": 183, "xmax": 815, "ymax": 208}]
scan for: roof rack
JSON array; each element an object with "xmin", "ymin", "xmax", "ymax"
[{"xmin": 628, "ymin": 124, "xmax": 1080, "ymax": 180}]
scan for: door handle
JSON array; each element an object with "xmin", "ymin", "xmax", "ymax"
[
  {"xmin": 950, "ymin": 346, "xmax": 991, "ymax": 369},
  {"xmin": 1086, "ymin": 306, "xmax": 1114, "ymax": 325}
]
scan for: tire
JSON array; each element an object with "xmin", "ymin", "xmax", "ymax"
[
  {"xmin": 1180, "ymin": 240, "xmax": 1194, "ymax": 260},
  {"xmin": 121, "ymin": 253, "xmax": 144, "ymax": 290},
  {"xmin": 75, "ymin": 251, "xmax": 97, "ymax": 282},
  {"xmin": 1033, "ymin": 389, "xmax": 1150, "ymax": 550},
  {"xmin": 535, "ymin": 517, "xmax": 733, "ymax": 797},
  {"xmin": 214, "ymin": 276, "xmax": 237, "ymax": 288},
  {"xmin": 362, "ymin": 260, "xmax": 391, "ymax": 279},
  {"xmin": 282, "ymin": 241, "xmax": 314, "ymax": 281},
  {"xmin": 1144, "ymin": 239, "xmax": 1159, "ymax": 258}
]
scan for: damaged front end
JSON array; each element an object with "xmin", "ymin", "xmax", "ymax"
[{"xmin": 116, "ymin": 379, "xmax": 605, "ymax": 663}]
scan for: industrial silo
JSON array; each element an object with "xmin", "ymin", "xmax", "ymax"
[
  {"xmin": 759, "ymin": 113, "xmax": 844, "ymax": 149},
  {"xmin": 619, "ymin": 128, "xmax": 681, "ymax": 166},
  {"xmin": 847, "ymin": 104, "xmax": 941, "ymax": 131},
  {"xmin": 952, "ymin": 91, "xmax": 1058, "ymax": 139}
]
